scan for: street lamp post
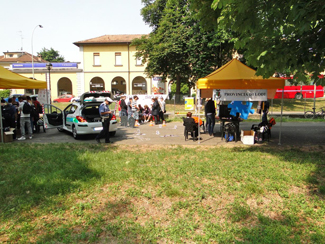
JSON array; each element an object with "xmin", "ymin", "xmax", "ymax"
[
  {"xmin": 46, "ymin": 62, "xmax": 52, "ymax": 104},
  {"xmin": 31, "ymin": 25, "xmax": 43, "ymax": 80}
]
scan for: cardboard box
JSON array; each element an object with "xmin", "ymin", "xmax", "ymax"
[
  {"xmin": 0, "ymin": 131, "xmax": 14, "ymax": 143},
  {"xmin": 241, "ymin": 130, "xmax": 255, "ymax": 145}
]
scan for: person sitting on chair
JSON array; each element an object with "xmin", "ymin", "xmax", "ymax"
[{"xmin": 183, "ymin": 112, "xmax": 198, "ymax": 139}]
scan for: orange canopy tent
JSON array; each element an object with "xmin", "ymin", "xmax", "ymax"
[{"xmin": 196, "ymin": 59, "xmax": 286, "ymax": 144}]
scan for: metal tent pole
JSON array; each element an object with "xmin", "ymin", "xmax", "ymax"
[{"xmin": 278, "ymin": 89, "xmax": 284, "ymax": 145}]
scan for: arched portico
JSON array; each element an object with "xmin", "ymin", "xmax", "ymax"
[
  {"xmin": 57, "ymin": 77, "xmax": 73, "ymax": 96},
  {"xmin": 90, "ymin": 77, "xmax": 105, "ymax": 92},
  {"xmin": 111, "ymin": 76, "xmax": 126, "ymax": 95},
  {"xmin": 132, "ymin": 76, "xmax": 147, "ymax": 95}
]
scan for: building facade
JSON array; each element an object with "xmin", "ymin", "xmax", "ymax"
[
  {"xmin": 74, "ymin": 34, "xmax": 166, "ymax": 96},
  {"xmin": 1, "ymin": 34, "xmax": 167, "ymax": 100}
]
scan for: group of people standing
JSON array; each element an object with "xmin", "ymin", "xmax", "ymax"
[
  {"xmin": 1, "ymin": 95, "xmax": 42, "ymax": 140},
  {"xmin": 118, "ymin": 95, "xmax": 166, "ymax": 127}
]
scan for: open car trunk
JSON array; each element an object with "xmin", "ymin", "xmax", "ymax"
[{"xmin": 82, "ymin": 105, "xmax": 101, "ymax": 122}]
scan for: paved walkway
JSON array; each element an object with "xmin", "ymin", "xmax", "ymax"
[{"xmin": 12, "ymin": 121, "xmax": 325, "ymax": 147}]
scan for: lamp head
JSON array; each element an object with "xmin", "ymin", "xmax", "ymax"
[
  {"xmin": 46, "ymin": 62, "xmax": 52, "ymax": 70},
  {"xmin": 39, "ymin": 25, "xmax": 43, "ymax": 28}
]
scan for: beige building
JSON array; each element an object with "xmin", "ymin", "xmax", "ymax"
[
  {"xmin": 1, "ymin": 34, "xmax": 167, "ymax": 100},
  {"xmin": 74, "ymin": 34, "xmax": 166, "ymax": 96}
]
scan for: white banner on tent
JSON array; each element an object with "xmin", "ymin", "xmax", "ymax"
[{"xmin": 220, "ymin": 89, "xmax": 267, "ymax": 101}]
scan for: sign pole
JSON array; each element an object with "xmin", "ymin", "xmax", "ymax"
[{"xmin": 197, "ymin": 89, "xmax": 200, "ymax": 144}]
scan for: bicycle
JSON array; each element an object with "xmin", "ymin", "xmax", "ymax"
[{"xmin": 304, "ymin": 107, "xmax": 325, "ymax": 119}]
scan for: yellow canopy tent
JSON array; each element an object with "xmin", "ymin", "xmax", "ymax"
[
  {"xmin": 197, "ymin": 59, "xmax": 285, "ymax": 98},
  {"xmin": 0, "ymin": 66, "xmax": 47, "ymax": 143},
  {"xmin": 196, "ymin": 59, "xmax": 285, "ymax": 144},
  {"xmin": 0, "ymin": 65, "xmax": 47, "ymax": 89}
]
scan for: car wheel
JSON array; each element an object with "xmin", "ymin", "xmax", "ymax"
[
  {"xmin": 53, "ymin": 101, "xmax": 58, "ymax": 103},
  {"xmin": 57, "ymin": 127, "xmax": 64, "ymax": 132},
  {"xmin": 109, "ymin": 131, "xmax": 116, "ymax": 136},
  {"xmin": 72, "ymin": 125, "xmax": 80, "ymax": 139},
  {"xmin": 295, "ymin": 93, "xmax": 303, "ymax": 99}
]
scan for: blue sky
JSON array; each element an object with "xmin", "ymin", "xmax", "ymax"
[{"xmin": 0, "ymin": 0, "xmax": 152, "ymax": 62}]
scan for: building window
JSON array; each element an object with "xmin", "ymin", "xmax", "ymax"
[
  {"xmin": 115, "ymin": 52, "xmax": 122, "ymax": 66},
  {"xmin": 136, "ymin": 57, "xmax": 143, "ymax": 66},
  {"xmin": 93, "ymin": 53, "xmax": 100, "ymax": 66}
]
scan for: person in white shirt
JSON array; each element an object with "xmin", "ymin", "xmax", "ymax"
[
  {"xmin": 17, "ymin": 96, "xmax": 33, "ymax": 140},
  {"xmin": 158, "ymin": 97, "xmax": 166, "ymax": 123}
]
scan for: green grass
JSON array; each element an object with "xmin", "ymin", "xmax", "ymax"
[{"xmin": 1, "ymin": 144, "xmax": 325, "ymax": 243}]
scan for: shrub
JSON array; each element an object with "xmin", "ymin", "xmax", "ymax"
[{"xmin": 0, "ymin": 89, "xmax": 10, "ymax": 99}]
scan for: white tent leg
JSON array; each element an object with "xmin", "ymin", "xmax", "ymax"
[{"xmin": 278, "ymin": 89, "xmax": 284, "ymax": 145}]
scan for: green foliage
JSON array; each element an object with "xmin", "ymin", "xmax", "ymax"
[
  {"xmin": 0, "ymin": 89, "xmax": 10, "ymax": 99},
  {"xmin": 38, "ymin": 47, "xmax": 65, "ymax": 62},
  {"xmin": 205, "ymin": 0, "xmax": 325, "ymax": 82},
  {"xmin": 170, "ymin": 82, "xmax": 189, "ymax": 94},
  {"xmin": 134, "ymin": 0, "xmax": 234, "ymax": 100}
]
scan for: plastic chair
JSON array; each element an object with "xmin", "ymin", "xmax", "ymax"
[{"xmin": 183, "ymin": 117, "xmax": 197, "ymax": 141}]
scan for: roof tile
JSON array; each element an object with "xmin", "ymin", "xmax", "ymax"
[{"xmin": 74, "ymin": 34, "xmax": 146, "ymax": 46}]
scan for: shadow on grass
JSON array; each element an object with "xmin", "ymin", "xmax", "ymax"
[
  {"xmin": 232, "ymin": 146, "xmax": 325, "ymax": 198},
  {"xmin": 228, "ymin": 146, "xmax": 325, "ymax": 243},
  {"xmin": 239, "ymin": 213, "xmax": 325, "ymax": 243},
  {"xmin": 35, "ymin": 199, "xmax": 137, "ymax": 244},
  {"xmin": 1, "ymin": 143, "xmax": 324, "ymax": 243},
  {"xmin": 0, "ymin": 143, "xmax": 109, "ymax": 220}
]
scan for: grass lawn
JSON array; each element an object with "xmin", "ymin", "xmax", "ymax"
[{"xmin": 0, "ymin": 144, "xmax": 324, "ymax": 243}]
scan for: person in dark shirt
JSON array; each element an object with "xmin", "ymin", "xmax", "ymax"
[
  {"xmin": 183, "ymin": 112, "xmax": 198, "ymax": 139},
  {"xmin": 261, "ymin": 101, "xmax": 270, "ymax": 123},
  {"xmin": 95, "ymin": 97, "xmax": 113, "ymax": 143},
  {"xmin": 151, "ymin": 97, "xmax": 160, "ymax": 125},
  {"xmin": 205, "ymin": 98, "xmax": 216, "ymax": 136},
  {"xmin": 119, "ymin": 95, "xmax": 128, "ymax": 126}
]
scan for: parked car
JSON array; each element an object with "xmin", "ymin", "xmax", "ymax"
[
  {"xmin": 53, "ymin": 94, "xmax": 75, "ymax": 103},
  {"xmin": 70, "ymin": 97, "xmax": 80, "ymax": 102},
  {"xmin": 43, "ymin": 92, "xmax": 118, "ymax": 139}
]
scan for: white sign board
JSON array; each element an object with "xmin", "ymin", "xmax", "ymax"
[
  {"xmin": 38, "ymin": 89, "xmax": 51, "ymax": 105},
  {"xmin": 220, "ymin": 89, "xmax": 267, "ymax": 101},
  {"xmin": 152, "ymin": 77, "xmax": 166, "ymax": 94}
]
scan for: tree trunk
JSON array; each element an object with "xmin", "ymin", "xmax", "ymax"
[{"xmin": 176, "ymin": 74, "xmax": 181, "ymax": 103}]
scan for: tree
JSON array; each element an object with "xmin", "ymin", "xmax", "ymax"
[
  {"xmin": 194, "ymin": 0, "xmax": 325, "ymax": 83},
  {"xmin": 0, "ymin": 89, "xmax": 10, "ymax": 99},
  {"xmin": 133, "ymin": 0, "xmax": 235, "ymax": 101},
  {"xmin": 38, "ymin": 48, "xmax": 65, "ymax": 62},
  {"xmin": 170, "ymin": 82, "xmax": 189, "ymax": 94}
]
